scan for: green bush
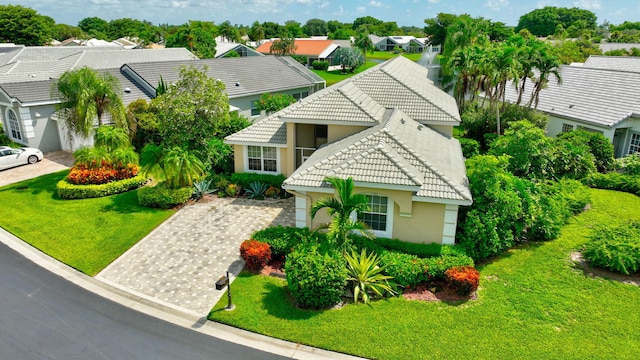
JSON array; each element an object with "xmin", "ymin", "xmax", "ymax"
[
  {"xmin": 582, "ymin": 172, "xmax": 640, "ymax": 195},
  {"xmin": 545, "ymin": 179, "xmax": 591, "ymax": 215},
  {"xmin": 312, "ymin": 60, "xmax": 329, "ymax": 70},
  {"xmin": 559, "ymin": 130, "xmax": 614, "ymax": 173},
  {"xmin": 615, "ymin": 153, "xmax": 640, "ymax": 175},
  {"xmin": 137, "ymin": 183, "xmax": 192, "ymax": 209},
  {"xmin": 230, "ymin": 173, "xmax": 286, "ymax": 193},
  {"xmin": 458, "ymin": 138, "xmax": 480, "ymax": 158},
  {"xmin": 285, "ymin": 243, "xmax": 347, "ymax": 309},
  {"xmin": 583, "ymin": 223, "xmax": 640, "ymax": 274},
  {"xmin": 378, "ymin": 252, "xmax": 428, "ymax": 288},
  {"xmin": 424, "ymin": 253, "xmax": 475, "ymax": 280},
  {"xmin": 57, "ymin": 174, "xmax": 148, "ymax": 199},
  {"xmin": 251, "ymin": 226, "xmax": 321, "ymax": 257}
]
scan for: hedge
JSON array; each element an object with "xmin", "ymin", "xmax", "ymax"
[
  {"xmin": 57, "ymin": 173, "xmax": 148, "ymax": 199},
  {"xmin": 582, "ymin": 172, "xmax": 640, "ymax": 195},
  {"xmin": 230, "ymin": 173, "xmax": 286, "ymax": 191},
  {"xmin": 137, "ymin": 184, "xmax": 192, "ymax": 209}
]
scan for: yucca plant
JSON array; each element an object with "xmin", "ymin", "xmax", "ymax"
[
  {"xmin": 345, "ymin": 249, "xmax": 396, "ymax": 304},
  {"xmin": 245, "ymin": 181, "xmax": 268, "ymax": 199},
  {"xmin": 193, "ymin": 179, "xmax": 215, "ymax": 200}
]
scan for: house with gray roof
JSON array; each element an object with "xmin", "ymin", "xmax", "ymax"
[
  {"xmin": 122, "ymin": 56, "xmax": 325, "ymax": 120},
  {"xmin": 502, "ymin": 60, "xmax": 640, "ymax": 158},
  {"xmin": 582, "ymin": 55, "xmax": 640, "ymax": 73},
  {"xmin": 214, "ymin": 42, "xmax": 263, "ymax": 58},
  {"xmin": 226, "ymin": 56, "xmax": 471, "ymax": 244}
]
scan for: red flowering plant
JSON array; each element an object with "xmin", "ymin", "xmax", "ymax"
[
  {"xmin": 239, "ymin": 240, "xmax": 272, "ymax": 272},
  {"xmin": 444, "ymin": 266, "xmax": 480, "ymax": 296}
]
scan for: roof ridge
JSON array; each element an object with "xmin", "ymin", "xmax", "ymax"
[
  {"xmin": 337, "ymin": 82, "xmax": 385, "ymax": 123},
  {"xmin": 375, "ymin": 141, "xmax": 424, "ymax": 186},
  {"xmin": 384, "ymin": 129, "xmax": 470, "ymax": 201}
]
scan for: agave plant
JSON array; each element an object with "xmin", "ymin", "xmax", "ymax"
[
  {"xmin": 245, "ymin": 181, "xmax": 268, "ymax": 199},
  {"xmin": 345, "ymin": 249, "xmax": 396, "ymax": 304},
  {"xmin": 193, "ymin": 179, "xmax": 215, "ymax": 200}
]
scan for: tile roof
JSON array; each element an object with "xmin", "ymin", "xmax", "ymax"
[
  {"xmin": 225, "ymin": 56, "xmax": 461, "ymax": 146},
  {"xmin": 503, "ymin": 65, "xmax": 640, "ymax": 127},
  {"xmin": 583, "ymin": 55, "xmax": 640, "ymax": 73},
  {"xmin": 283, "ymin": 109, "xmax": 471, "ymax": 203},
  {"xmin": 255, "ymin": 39, "xmax": 336, "ymax": 56},
  {"xmin": 214, "ymin": 43, "xmax": 263, "ymax": 58},
  {"xmin": 224, "ymin": 114, "xmax": 287, "ymax": 145},
  {"xmin": 124, "ymin": 56, "xmax": 322, "ymax": 98}
]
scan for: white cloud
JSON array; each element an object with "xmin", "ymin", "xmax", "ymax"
[
  {"xmin": 90, "ymin": 0, "xmax": 120, "ymax": 4},
  {"xmin": 485, "ymin": 0, "xmax": 509, "ymax": 11},
  {"xmin": 333, "ymin": 5, "xmax": 345, "ymax": 16},
  {"xmin": 318, "ymin": 0, "xmax": 329, "ymax": 9},
  {"xmin": 427, "ymin": 0, "xmax": 440, "ymax": 3},
  {"xmin": 356, "ymin": 6, "xmax": 366, "ymax": 13},
  {"xmin": 369, "ymin": 0, "xmax": 383, "ymax": 6},
  {"xmin": 170, "ymin": 1, "xmax": 190, "ymax": 8},
  {"xmin": 574, "ymin": 0, "xmax": 601, "ymax": 10}
]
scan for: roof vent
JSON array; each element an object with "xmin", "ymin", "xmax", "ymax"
[
  {"xmin": 400, "ymin": 119, "xmax": 405, "ymax": 124},
  {"xmin": 235, "ymin": 82, "xmax": 240, "ymax": 86},
  {"xmin": 417, "ymin": 125, "xmax": 422, "ymax": 131},
  {"xmin": 124, "ymin": 87, "xmax": 131, "ymax": 93},
  {"xmin": 569, "ymin": 104, "xmax": 574, "ymax": 108}
]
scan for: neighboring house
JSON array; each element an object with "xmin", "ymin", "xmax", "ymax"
[
  {"xmin": 255, "ymin": 39, "xmax": 341, "ymax": 66},
  {"xmin": 582, "ymin": 55, "xmax": 640, "ymax": 72},
  {"xmin": 225, "ymin": 56, "xmax": 471, "ymax": 245},
  {"xmin": 122, "ymin": 56, "xmax": 325, "ymax": 120},
  {"xmin": 599, "ymin": 43, "xmax": 640, "ymax": 53},
  {"xmin": 214, "ymin": 42, "xmax": 263, "ymax": 58},
  {"xmin": 372, "ymin": 36, "xmax": 426, "ymax": 53},
  {"xmin": 0, "ymin": 46, "xmax": 198, "ymax": 151},
  {"xmin": 502, "ymin": 58, "xmax": 640, "ymax": 158}
]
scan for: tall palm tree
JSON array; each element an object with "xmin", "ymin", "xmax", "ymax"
[
  {"xmin": 310, "ymin": 177, "xmax": 372, "ymax": 250},
  {"xmin": 354, "ymin": 29, "xmax": 374, "ymax": 63},
  {"xmin": 529, "ymin": 49, "xmax": 562, "ymax": 109},
  {"xmin": 54, "ymin": 67, "xmax": 126, "ymax": 141}
]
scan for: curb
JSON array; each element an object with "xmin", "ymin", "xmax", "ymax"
[{"xmin": 0, "ymin": 227, "xmax": 364, "ymax": 360}]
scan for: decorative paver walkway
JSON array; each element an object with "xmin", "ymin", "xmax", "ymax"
[{"xmin": 97, "ymin": 197, "xmax": 295, "ymax": 316}]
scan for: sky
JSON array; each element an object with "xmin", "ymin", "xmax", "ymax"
[{"xmin": 13, "ymin": 0, "xmax": 640, "ymax": 28}]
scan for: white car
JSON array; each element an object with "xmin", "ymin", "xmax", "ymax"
[{"xmin": 0, "ymin": 146, "xmax": 44, "ymax": 170}]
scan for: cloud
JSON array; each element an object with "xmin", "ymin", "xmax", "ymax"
[
  {"xmin": 485, "ymin": 0, "xmax": 509, "ymax": 11},
  {"xmin": 90, "ymin": 0, "xmax": 120, "ymax": 4},
  {"xmin": 170, "ymin": 1, "xmax": 190, "ymax": 8},
  {"xmin": 356, "ymin": 6, "xmax": 366, "ymax": 13},
  {"xmin": 427, "ymin": 0, "xmax": 440, "ymax": 3},
  {"xmin": 333, "ymin": 5, "xmax": 345, "ymax": 16},
  {"xmin": 574, "ymin": 0, "xmax": 601, "ymax": 10},
  {"xmin": 369, "ymin": 0, "xmax": 383, "ymax": 6}
]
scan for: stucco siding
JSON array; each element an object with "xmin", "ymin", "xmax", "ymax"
[
  {"xmin": 327, "ymin": 124, "xmax": 368, "ymax": 143},
  {"xmin": 429, "ymin": 124, "xmax": 453, "ymax": 137}
]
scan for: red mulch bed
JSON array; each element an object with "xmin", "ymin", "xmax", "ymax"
[
  {"xmin": 402, "ymin": 283, "xmax": 477, "ymax": 302},
  {"xmin": 259, "ymin": 258, "xmax": 286, "ymax": 278}
]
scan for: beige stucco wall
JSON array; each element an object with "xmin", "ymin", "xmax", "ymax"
[
  {"xmin": 302, "ymin": 187, "xmax": 447, "ymax": 244},
  {"xmin": 429, "ymin": 124, "xmax": 454, "ymax": 137},
  {"xmin": 328, "ymin": 124, "xmax": 368, "ymax": 143},
  {"xmin": 233, "ymin": 144, "xmax": 244, "ymax": 173}
]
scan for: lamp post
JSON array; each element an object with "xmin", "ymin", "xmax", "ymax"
[{"xmin": 215, "ymin": 271, "xmax": 234, "ymax": 311}]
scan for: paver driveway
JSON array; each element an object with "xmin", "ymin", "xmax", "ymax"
[
  {"xmin": 97, "ymin": 197, "xmax": 295, "ymax": 316},
  {"xmin": 0, "ymin": 151, "xmax": 74, "ymax": 187}
]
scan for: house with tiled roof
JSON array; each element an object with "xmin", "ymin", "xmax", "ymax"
[
  {"xmin": 226, "ymin": 56, "xmax": 471, "ymax": 244},
  {"xmin": 372, "ymin": 36, "xmax": 426, "ymax": 53},
  {"xmin": 255, "ymin": 39, "xmax": 341, "ymax": 66},
  {"xmin": 214, "ymin": 42, "xmax": 263, "ymax": 58},
  {"xmin": 502, "ymin": 57, "xmax": 640, "ymax": 158}
]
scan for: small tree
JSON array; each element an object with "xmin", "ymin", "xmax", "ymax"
[
  {"xmin": 256, "ymin": 93, "xmax": 296, "ymax": 114},
  {"xmin": 53, "ymin": 67, "xmax": 126, "ymax": 142},
  {"xmin": 140, "ymin": 144, "xmax": 205, "ymax": 189},
  {"xmin": 310, "ymin": 177, "xmax": 371, "ymax": 250},
  {"xmin": 333, "ymin": 47, "xmax": 365, "ymax": 73}
]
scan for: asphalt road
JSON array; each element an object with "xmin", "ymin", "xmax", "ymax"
[{"xmin": 0, "ymin": 242, "xmax": 287, "ymax": 360}]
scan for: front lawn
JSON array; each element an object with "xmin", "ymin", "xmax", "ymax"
[
  {"xmin": 312, "ymin": 61, "xmax": 379, "ymax": 86},
  {"xmin": 368, "ymin": 51, "xmax": 423, "ymax": 62},
  {"xmin": 0, "ymin": 171, "xmax": 174, "ymax": 276},
  {"xmin": 210, "ymin": 188, "xmax": 640, "ymax": 359}
]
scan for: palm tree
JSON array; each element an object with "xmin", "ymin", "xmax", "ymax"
[
  {"xmin": 354, "ymin": 29, "xmax": 374, "ymax": 63},
  {"xmin": 54, "ymin": 67, "xmax": 126, "ymax": 142},
  {"xmin": 529, "ymin": 49, "xmax": 562, "ymax": 109},
  {"xmin": 310, "ymin": 177, "xmax": 372, "ymax": 250},
  {"xmin": 140, "ymin": 145, "xmax": 204, "ymax": 189},
  {"xmin": 269, "ymin": 37, "xmax": 297, "ymax": 56}
]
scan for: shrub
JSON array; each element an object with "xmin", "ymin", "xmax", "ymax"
[
  {"xmin": 373, "ymin": 237, "xmax": 467, "ymax": 258},
  {"xmin": 192, "ymin": 179, "xmax": 215, "ymax": 200},
  {"xmin": 285, "ymin": 243, "xmax": 347, "ymax": 309},
  {"xmin": 265, "ymin": 186, "xmax": 281, "ymax": 198},
  {"xmin": 583, "ymin": 223, "xmax": 640, "ymax": 275},
  {"xmin": 445, "ymin": 266, "xmax": 480, "ymax": 296},
  {"xmin": 312, "ymin": 60, "xmax": 329, "ymax": 70},
  {"xmin": 251, "ymin": 226, "xmax": 321, "ymax": 257},
  {"xmin": 378, "ymin": 252, "xmax": 428, "ymax": 288},
  {"xmin": 345, "ymin": 249, "xmax": 396, "ymax": 304},
  {"xmin": 57, "ymin": 174, "xmax": 147, "ymax": 199},
  {"xmin": 240, "ymin": 240, "xmax": 272, "ymax": 272},
  {"xmin": 245, "ymin": 181, "xmax": 268, "ymax": 199},
  {"xmin": 559, "ymin": 130, "xmax": 614, "ymax": 173},
  {"xmin": 137, "ymin": 183, "xmax": 192, "ymax": 209},
  {"xmin": 230, "ymin": 173, "xmax": 285, "ymax": 191},
  {"xmin": 67, "ymin": 164, "xmax": 139, "ymax": 185},
  {"xmin": 615, "ymin": 153, "xmax": 640, "ymax": 175},
  {"xmin": 582, "ymin": 172, "xmax": 640, "ymax": 196},
  {"xmin": 458, "ymin": 138, "xmax": 480, "ymax": 158},
  {"xmin": 424, "ymin": 253, "xmax": 475, "ymax": 280},
  {"xmin": 224, "ymin": 183, "xmax": 241, "ymax": 197}
]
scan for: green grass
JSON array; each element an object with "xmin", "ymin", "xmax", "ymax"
[
  {"xmin": 0, "ymin": 171, "xmax": 174, "ymax": 276},
  {"xmin": 368, "ymin": 51, "xmax": 422, "ymax": 62},
  {"xmin": 210, "ymin": 189, "xmax": 640, "ymax": 360},
  {"xmin": 311, "ymin": 61, "xmax": 380, "ymax": 86}
]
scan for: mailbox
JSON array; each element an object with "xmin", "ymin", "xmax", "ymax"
[{"xmin": 215, "ymin": 275, "xmax": 229, "ymax": 290}]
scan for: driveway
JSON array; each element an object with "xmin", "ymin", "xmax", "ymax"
[
  {"xmin": 97, "ymin": 197, "xmax": 295, "ymax": 316},
  {"xmin": 0, "ymin": 151, "xmax": 74, "ymax": 187}
]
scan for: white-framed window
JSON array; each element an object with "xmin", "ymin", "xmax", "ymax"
[
  {"xmin": 247, "ymin": 146, "xmax": 278, "ymax": 173},
  {"xmin": 7, "ymin": 109, "xmax": 22, "ymax": 141},
  {"xmin": 629, "ymin": 133, "xmax": 640, "ymax": 155},
  {"xmin": 358, "ymin": 195, "xmax": 393, "ymax": 238},
  {"xmin": 561, "ymin": 123, "xmax": 574, "ymax": 133},
  {"xmin": 250, "ymin": 100, "xmax": 260, "ymax": 117}
]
